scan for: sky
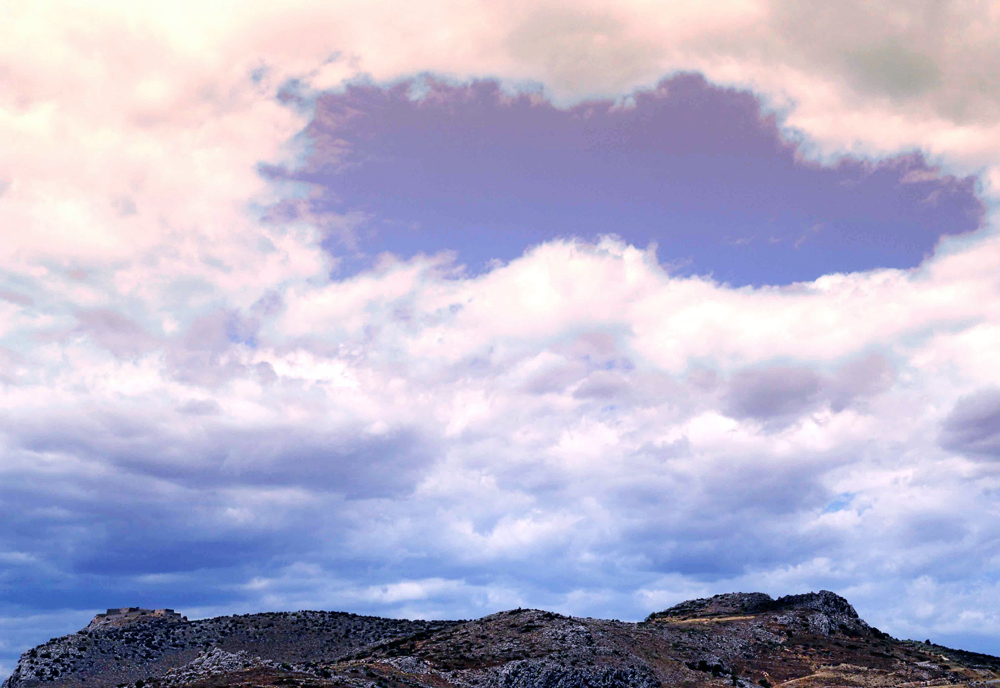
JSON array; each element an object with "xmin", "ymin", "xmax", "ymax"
[{"xmin": 4, "ymin": 0, "xmax": 1000, "ymax": 677}]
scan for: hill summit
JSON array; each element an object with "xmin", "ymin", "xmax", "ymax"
[
  {"xmin": 5, "ymin": 591, "xmax": 1000, "ymax": 688},
  {"xmin": 87, "ymin": 609, "xmax": 187, "ymax": 629}
]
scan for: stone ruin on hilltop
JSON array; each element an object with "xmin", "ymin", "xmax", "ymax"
[{"xmin": 87, "ymin": 607, "xmax": 187, "ymax": 628}]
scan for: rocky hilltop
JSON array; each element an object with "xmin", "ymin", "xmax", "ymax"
[{"xmin": 5, "ymin": 592, "xmax": 1000, "ymax": 688}]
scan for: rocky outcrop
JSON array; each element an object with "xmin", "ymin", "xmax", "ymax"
[
  {"xmin": 157, "ymin": 648, "xmax": 277, "ymax": 686},
  {"xmin": 645, "ymin": 590, "xmax": 885, "ymax": 645},
  {"xmin": 649, "ymin": 592, "xmax": 777, "ymax": 619},
  {"xmin": 771, "ymin": 590, "xmax": 859, "ymax": 617}
]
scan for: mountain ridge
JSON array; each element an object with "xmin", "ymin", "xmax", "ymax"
[{"xmin": 5, "ymin": 591, "xmax": 1000, "ymax": 688}]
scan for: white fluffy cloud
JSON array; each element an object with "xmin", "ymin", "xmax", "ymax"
[
  {"xmin": 5, "ymin": 230, "xmax": 1000, "ymax": 639},
  {"xmin": 4, "ymin": 0, "xmax": 1000, "ymax": 670}
]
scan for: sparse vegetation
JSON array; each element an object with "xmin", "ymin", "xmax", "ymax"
[{"xmin": 6, "ymin": 592, "xmax": 1000, "ymax": 688}]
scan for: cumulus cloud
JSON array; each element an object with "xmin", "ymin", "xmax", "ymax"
[
  {"xmin": 940, "ymin": 388, "xmax": 1000, "ymax": 458},
  {"xmin": 723, "ymin": 354, "xmax": 896, "ymax": 424},
  {"xmin": 5, "ymin": 231, "xmax": 1000, "ymax": 652},
  {"xmin": 724, "ymin": 365, "xmax": 824, "ymax": 421}
]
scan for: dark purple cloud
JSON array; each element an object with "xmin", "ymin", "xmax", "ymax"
[
  {"xmin": 723, "ymin": 354, "xmax": 896, "ymax": 425},
  {"xmin": 266, "ymin": 74, "xmax": 984, "ymax": 285},
  {"xmin": 725, "ymin": 365, "xmax": 824, "ymax": 421},
  {"xmin": 941, "ymin": 387, "xmax": 1000, "ymax": 458}
]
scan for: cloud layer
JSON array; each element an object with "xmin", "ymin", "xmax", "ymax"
[
  {"xmin": 5, "ymin": 232, "xmax": 1000, "ymax": 655},
  {"xmin": 4, "ymin": 0, "xmax": 1000, "ymax": 678}
]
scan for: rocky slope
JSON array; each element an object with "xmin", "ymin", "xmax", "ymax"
[
  {"xmin": 6, "ymin": 592, "xmax": 1000, "ymax": 688},
  {"xmin": 1, "ymin": 610, "xmax": 456, "ymax": 688}
]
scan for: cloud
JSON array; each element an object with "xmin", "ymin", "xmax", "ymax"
[
  {"xmin": 940, "ymin": 388, "xmax": 1000, "ymax": 458},
  {"xmin": 723, "ymin": 353, "xmax": 896, "ymax": 424},
  {"xmin": 7, "ymin": 231, "xmax": 1000, "ymax": 639},
  {"xmin": 177, "ymin": 398, "xmax": 223, "ymax": 416},
  {"xmin": 725, "ymin": 366, "xmax": 823, "ymax": 421},
  {"xmin": 828, "ymin": 354, "xmax": 897, "ymax": 410},
  {"xmin": 0, "ymin": 292, "xmax": 32, "ymax": 307},
  {"xmin": 74, "ymin": 309, "xmax": 156, "ymax": 359}
]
